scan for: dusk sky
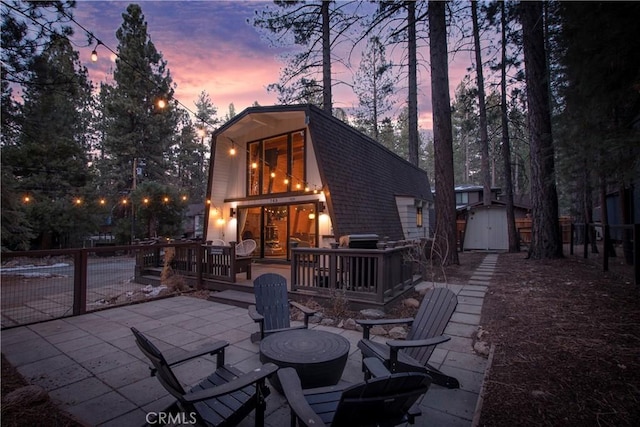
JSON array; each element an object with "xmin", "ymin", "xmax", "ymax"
[{"xmin": 72, "ymin": 1, "xmax": 474, "ymax": 130}]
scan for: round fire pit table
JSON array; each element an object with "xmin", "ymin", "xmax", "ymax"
[{"xmin": 259, "ymin": 329, "xmax": 350, "ymax": 393}]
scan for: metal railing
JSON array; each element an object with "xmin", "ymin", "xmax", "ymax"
[
  {"xmin": 0, "ymin": 242, "xmax": 195, "ymax": 329},
  {"xmin": 569, "ymin": 223, "xmax": 639, "ymax": 285},
  {"xmin": 290, "ymin": 243, "xmax": 417, "ymax": 304}
]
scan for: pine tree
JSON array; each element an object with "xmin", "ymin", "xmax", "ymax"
[
  {"xmin": 353, "ymin": 36, "xmax": 397, "ymax": 142},
  {"xmin": 2, "ymin": 35, "xmax": 94, "ymax": 249},
  {"xmin": 100, "ymin": 4, "xmax": 178, "ymax": 194},
  {"xmin": 521, "ymin": 1, "xmax": 562, "ymax": 259},
  {"xmin": 251, "ymin": 0, "xmax": 361, "ymax": 114},
  {"xmin": 429, "ymin": 0, "xmax": 459, "ymax": 265}
]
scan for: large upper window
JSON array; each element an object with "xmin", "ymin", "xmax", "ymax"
[{"xmin": 247, "ymin": 130, "xmax": 306, "ymax": 196}]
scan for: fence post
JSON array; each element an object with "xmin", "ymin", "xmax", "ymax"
[
  {"xmin": 634, "ymin": 224, "xmax": 639, "ymax": 286},
  {"xmin": 73, "ymin": 249, "xmax": 87, "ymax": 316},
  {"xmin": 583, "ymin": 223, "xmax": 589, "ymax": 259},
  {"xmin": 603, "ymin": 224, "xmax": 610, "ymax": 272},
  {"xmin": 570, "ymin": 223, "xmax": 574, "ymax": 255}
]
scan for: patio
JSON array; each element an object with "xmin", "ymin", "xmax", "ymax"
[{"xmin": 1, "ymin": 256, "xmax": 495, "ymax": 426}]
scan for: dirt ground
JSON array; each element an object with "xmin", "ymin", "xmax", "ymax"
[
  {"xmin": 1, "ymin": 251, "xmax": 638, "ymax": 426},
  {"xmin": 478, "ymin": 252, "xmax": 640, "ymax": 426}
]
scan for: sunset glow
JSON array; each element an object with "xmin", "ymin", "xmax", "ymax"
[{"xmin": 73, "ymin": 1, "xmax": 472, "ymax": 130}]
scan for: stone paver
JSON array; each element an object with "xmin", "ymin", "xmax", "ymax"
[{"xmin": 1, "ymin": 253, "xmax": 500, "ymax": 426}]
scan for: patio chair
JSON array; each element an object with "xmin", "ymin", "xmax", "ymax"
[
  {"xmin": 278, "ymin": 357, "xmax": 432, "ymax": 427},
  {"xmin": 236, "ymin": 239, "xmax": 257, "ymax": 257},
  {"xmin": 131, "ymin": 327, "xmax": 277, "ymax": 427},
  {"xmin": 210, "ymin": 239, "xmax": 227, "ymax": 246},
  {"xmin": 357, "ymin": 287, "xmax": 460, "ymax": 389},
  {"xmin": 248, "ymin": 273, "xmax": 317, "ymax": 341}
]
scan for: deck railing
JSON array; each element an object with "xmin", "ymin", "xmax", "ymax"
[{"xmin": 290, "ymin": 243, "xmax": 417, "ymax": 304}]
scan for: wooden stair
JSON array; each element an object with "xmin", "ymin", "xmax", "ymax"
[
  {"xmin": 137, "ymin": 267, "xmax": 163, "ymax": 286},
  {"xmin": 208, "ymin": 289, "xmax": 256, "ymax": 308}
]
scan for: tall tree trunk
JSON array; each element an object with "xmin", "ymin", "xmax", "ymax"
[
  {"xmin": 407, "ymin": 1, "xmax": 419, "ymax": 166},
  {"xmin": 321, "ymin": 1, "xmax": 332, "ymax": 114},
  {"xmin": 521, "ymin": 1, "xmax": 562, "ymax": 259},
  {"xmin": 500, "ymin": 1, "xmax": 520, "ymax": 252},
  {"xmin": 429, "ymin": 1, "xmax": 459, "ymax": 265},
  {"xmin": 472, "ymin": 1, "xmax": 491, "ymax": 206}
]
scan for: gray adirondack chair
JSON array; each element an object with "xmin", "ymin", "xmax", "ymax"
[
  {"xmin": 278, "ymin": 357, "xmax": 432, "ymax": 427},
  {"xmin": 131, "ymin": 327, "xmax": 277, "ymax": 427},
  {"xmin": 357, "ymin": 287, "xmax": 460, "ymax": 389},
  {"xmin": 248, "ymin": 273, "xmax": 316, "ymax": 341}
]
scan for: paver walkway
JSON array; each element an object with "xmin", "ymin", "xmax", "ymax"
[{"xmin": 1, "ymin": 254, "xmax": 499, "ymax": 426}]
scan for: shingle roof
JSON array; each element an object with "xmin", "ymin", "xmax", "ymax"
[
  {"xmin": 306, "ymin": 105, "xmax": 432, "ymax": 240},
  {"xmin": 208, "ymin": 104, "xmax": 433, "ymax": 242}
]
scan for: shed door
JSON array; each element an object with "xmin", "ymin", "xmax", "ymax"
[{"xmin": 464, "ymin": 208, "xmax": 508, "ymax": 250}]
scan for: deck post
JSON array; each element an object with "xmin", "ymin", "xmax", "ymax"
[{"xmin": 73, "ymin": 249, "xmax": 87, "ymax": 315}]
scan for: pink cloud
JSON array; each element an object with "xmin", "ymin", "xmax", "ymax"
[{"xmin": 72, "ymin": 1, "xmax": 473, "ymax": 130}]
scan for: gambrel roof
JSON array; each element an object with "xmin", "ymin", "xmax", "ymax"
[{"xmin": 209, "ymin": 104, "xmax": 433, "ymax": 241}]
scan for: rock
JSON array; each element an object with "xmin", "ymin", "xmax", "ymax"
[
  {"xmin": 342, "ymin": 318, "xmax": 358, "ymax": 330},
  {"xmin": 388, "ymin": 326, "xmax": 407, "ymax": 339},
  {"xmin": 2, "ymin": 385, "xmax": 48, "ymax": 408},
  {"xmin": 320, "ymin": 318, "xmax": 336, "ymax": 326},
  {"xmin": 403, "ymin": 298, "xmax": 420, "ymax": 309},
  {"xmin": 473, "ymin": 340, "xmax": 490, "ymax": 356},
  {"xmin": 370, "ymin": 326, "xmax": 387, "ymax": 336},
  {"xmin": 476, "ymin": 326, "xmax": 489, "ymax": 340},
  {"xmin": 359, "ymin": 308, "xmax": 385, "ymax": 319},
  {"xmin": 309, "ymin": 313, "xmax": 323, "ymax": 324}
]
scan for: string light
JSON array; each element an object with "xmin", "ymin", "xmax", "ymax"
[
  {"xmin": 90, "ymin": 40, "xmax": 102, "ymax": 62},
  {"xmin": 8, "ymin": 5, "xmax": 326, "ymax": 203}
]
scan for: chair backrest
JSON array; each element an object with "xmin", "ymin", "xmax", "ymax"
[
  {"xmin": 405, "ymin": 287, "xmax": 458, "ymax": 364},
  {"xmin": 332, "ymin": 372, "xmax": 431, "ymax": 426},
  {"xmin": 210, "ymin": 239, "xmax": 227, "ymax": 246},
  {"xmin": 131, "ymin": 327, "xmax": 186, "ymax": 400},
  {"xmin": 236, "ymin": 239, "xmax": 256, "ymax": 257},
  {"xmin": 253, "ymin": 273, "xmax": 291, "ymax": 331}
]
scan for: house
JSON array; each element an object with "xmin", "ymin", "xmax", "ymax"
[{"xmin": 203, "ymin": 104, "xmax": 433, "ymax": 261}]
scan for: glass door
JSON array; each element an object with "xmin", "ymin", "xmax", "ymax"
[{"xmin": 263, "ymin": 205, "xmax": 288, "ymax": 259}]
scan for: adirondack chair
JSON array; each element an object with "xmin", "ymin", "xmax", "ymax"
[
  {"xmin": 248, "ymin": 273, "xmax": 316, "ymax": 341},
  {"xmin": 278, "ymin": 357, "xmax": 432, "ymax": 427},
  {"xmin": 357, "ymin": 287, "xmax": 460, "ymax": 389},
  {"xmin": 131, "ymin": 327, "xmax": 277, "ymax": 427}
]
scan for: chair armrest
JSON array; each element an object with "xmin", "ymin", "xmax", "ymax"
[
  {"xmin": 183, "ymin": 363, "xmax": 278, "ymax": 403},
  {"xmin": 289, "ymin": 301, "xmax": 316, "ymax": 327},
  {"xmin": 386, "ymin": 335, "xmax": 451, "ymax": 350},
  {"xmin": 248, "ymin": 305, "xmax": 264, "ymax": 322},
  {"xmin": 277, "ymin": 368, "xmax": 325, "ymax": 427},
  {"xmin": 164, "ymin": 340, "xmax": 228, "ymax": 368},
  {"xmin": 363, "ymin": 357, "xmax": 391, "ymax": 378},
  {"xmin": 356, "ymin": 318, "xmax": 414, "ymax": 339},
  {"xmin": 387, "ymin": 335, "xmax": 451, "ymax": 370}
]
